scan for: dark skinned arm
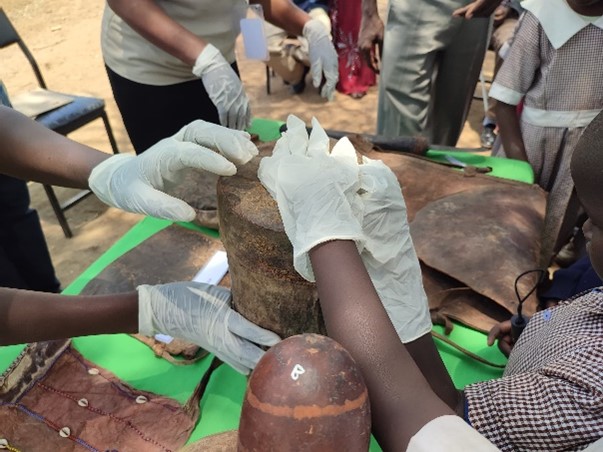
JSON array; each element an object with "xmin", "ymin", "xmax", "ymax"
[
  {"xmin": 0, "ymin": 106, "xmax": 110, "ymax": 188},
  {"xmin": 310, "ymin": 240, "xmax": 455, "ymax": 450},
  {"xmin": 252, "ymin": 0, "xmax": 311, "ymax": 37},
  {"xmin": 107, "ymin": 0, "xmax": 207, "ymax": 66},
  {"xmin": 359, "ymin": 0, "xmax": 383, "ymax": 73},
  {"xmin": 496, "ymin": 101, "xmax": 528, "ymax": 162},
  {"xmin": 0, "ymin": 288, "xmax": 138, "ymax": 345}
]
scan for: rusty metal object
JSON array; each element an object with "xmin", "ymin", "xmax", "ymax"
[
  {"xmin": 238, "ymin": 334, "xmax": 371, "ymax": 452},
  {"xmin": 217, "ymin": 144, "xmax": 325, "ymax": 339}
]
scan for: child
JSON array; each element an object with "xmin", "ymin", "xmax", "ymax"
[
  {"xmin": 259, "ymin": 113, "xmax": 603, "ymax": 450},
  {"xmin": 490, "ymin": 0, "xmax": 603, "ymax": 267}
]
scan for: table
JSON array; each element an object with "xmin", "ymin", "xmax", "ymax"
[{"xmin": 1, "ymin": 119, "xmax": 522, "ymax": 449}]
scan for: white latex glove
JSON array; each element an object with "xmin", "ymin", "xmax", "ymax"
[
  {"xmin": 302, "ymin": 19, "xmax": 339, "ymax": 101},
  {"xmin": 89, "ymin": 131, "xmax": 237, "ymax": 222},
  {"xmin": 138, "ymin": 282, "xmax": 281, "ymax": 375},
  {"xmin": 173, "ymin": 119, "xmax": 259, "ymax": 165},
  {"xmin": 358, "ymin": 157, "xmax": 432, "ymax": 343},
  {"xmin": 258, "ymin": 115, "xmax": 363, "ymax": 281},
  {"xmin": 192, "ymin": 44, "xmax": 251, "ymax": 130}
]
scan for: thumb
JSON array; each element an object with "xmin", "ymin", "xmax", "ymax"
[{"xmin": 227, "ymin": 310, "xmax": 281, "ymax": 347}]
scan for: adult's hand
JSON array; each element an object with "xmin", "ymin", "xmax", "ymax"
[
  {"xmin": 138, "ymin": 282, "xmax": 281, "ymax": 374},
  {"xmin": 302, "ymin": 19, "xmax": 339, "ymax": 101},
  {"xmin": 358, "ymin": 11, "xmax": 384, "ymax": 73},
  {"xmin": 89, "ymin": 119, "xmax": 258, "ymax": 221},
  {"xmin": 192, "ymin": 44, "xmax": 251, "ymax": 130},
  {"xmin": 452, "ymin": 0, "xmax": 504, "ymax": 18}
]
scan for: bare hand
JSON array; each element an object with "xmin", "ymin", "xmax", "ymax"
[
  {"xmin": 487, "ymin": 319, "xmax": 514, "ymax": 357},
  {"xmin": 493, "ymin": 5, "xmax": 510, "ymax": 26},
  {"xmin": 358, "ymin": 13, "xmax": 384, "ymax": 73},
  {"xmin": 453, "ymin": 0, "xmax": 504, "ymax": 18}
]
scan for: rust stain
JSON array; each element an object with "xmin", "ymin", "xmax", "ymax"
[{"xmin": 245, "ymin": 388, "xmax": 368, "ymax": 419}]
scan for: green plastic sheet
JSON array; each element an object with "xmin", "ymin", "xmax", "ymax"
[{"xmin": 0, "ymin": 118, "xmax": 519, "ymax": 449}]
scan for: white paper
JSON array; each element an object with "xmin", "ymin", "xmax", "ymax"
[
  {"xmin": 192, "ymin": 250, "xmax": 229, "ymax": 285},
  {"xmin": 240, "ymin": 17, "xmax": 269, "ymax": 61}
]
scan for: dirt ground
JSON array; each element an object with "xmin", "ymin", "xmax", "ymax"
[{"xmin": 1, "ymin": 0, "xmax": 493, "ymax": 287}]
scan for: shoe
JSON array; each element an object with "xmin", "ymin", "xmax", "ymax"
[{"xmin": 480, "ymin": 125, "xmax": 497, "ymax": 149}]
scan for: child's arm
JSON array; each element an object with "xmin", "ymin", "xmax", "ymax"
[
  {"xmin": 309, "ymin": 240, "xmax": 455, "ymax": 449},
  {"xmin": 496, "ymin": 101, "xmax": 528, "ymax": 162},
  {"xmin": 0, "ymin": 283, "xmax": 279, "ymax": 374}
]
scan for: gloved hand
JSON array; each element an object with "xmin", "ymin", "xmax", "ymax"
[
  {"xmin": 357, "ymin": 156, "xmax": 432, "ymax": 343},
  {"xmin": 302, "ymin": 19, "xmax": 339, "ymax": 101},
  {"xmin": 89, "ymin": 123, "xmax": 243, "ymax": 221},
  {"xmin": 258, "ymin": 115, "xmax": 363, "ymax": 281},
  {"xmin": 138, "ymin": 282, "xmax": 281, "ymax": 375},
  {"xmin": 192, "ymin": 44, "xmax": 251, "ymax": 130},
  {"xmin": 173, "ymin": 119, "xmax": 259, "ymax": 165}
]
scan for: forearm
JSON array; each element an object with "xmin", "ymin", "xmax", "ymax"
[
  {"xmin": 362, "ymin": 0, "xmax": 379, "ymax": 18},
  {"xmin": 107, "ymin": 0, "xmax": 206, "ymax": 66},
  {"xmin": 0, "ymin": 107, "xmax": 109, "ymax": 188},
  {"xmin": 253, "ymin": 0, "xmax": 310, "ymax": 36},
  {"xmin": 496, "ymin": 101, "xmax": 528, "ymax": 162},
  {"xmin": 0, "ymin": 288, "xmax": 138, "ymax": 345},
  {"xmin": 310, "ymin": 240, "xmax": 454, "ymax": 450}
]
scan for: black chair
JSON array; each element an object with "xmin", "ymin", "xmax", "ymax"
[{"xmin": 0, "ymin": 8, "xmax": 119, "ymax": 238}]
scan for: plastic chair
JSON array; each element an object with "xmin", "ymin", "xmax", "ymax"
[{"xmin": 0, "ymin": 8, "xmax": 119, "ymax": 238}]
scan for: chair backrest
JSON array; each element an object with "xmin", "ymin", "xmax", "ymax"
[{"xmin": 0, "ymin": 8, "xmax": 47, "ymax": 88}]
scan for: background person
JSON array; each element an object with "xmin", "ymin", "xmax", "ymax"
[
  {"xmin": 102, "ymin": 0, "xmax": 338, "ymax": 154},
  {"xmin": 359, "ymin": 0, "xmax": 490, "ymax": 146}
]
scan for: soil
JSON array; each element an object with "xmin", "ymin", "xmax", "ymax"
[{"xmin": 1, "ymin": 0, "xmax": 492, "ymax": 288}]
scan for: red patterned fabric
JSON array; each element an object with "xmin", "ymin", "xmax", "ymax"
[{"xmin": 330, "ymin": 0, "xmax": 376, "ymax": 97}]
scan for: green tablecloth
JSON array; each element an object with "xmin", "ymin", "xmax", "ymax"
[{"xmin": 0, "ymin": 118, "xmax": 521, "ymax": 448}]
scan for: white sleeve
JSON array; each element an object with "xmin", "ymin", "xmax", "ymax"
[{"xmin": 407, "ymin": 415, "xmax": 500, "ymax": 452}]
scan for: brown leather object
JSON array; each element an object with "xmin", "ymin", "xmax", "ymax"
[
  {"xmin": 353, "ymin": 140, "xmax": 547, "ymax": 333},
  {"xmin": 411, "ymin": 184, "xmax": 545, "ymax": 329},
  {"xmin": 217, "ymin": 144, "xmax": 325, "ymax": 339},
  {"xmin": 0, "ymin": 340, "xmax": 196, "ymax": 451},
  {"xmin": 179, "ymin": 431, "xmax": 238, "ymax": 451},
  {"xmin": 79, "ymin": 224, "xmax": 227, "ymax": 363}
]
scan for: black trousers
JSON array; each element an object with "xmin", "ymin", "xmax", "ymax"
[
  {"xmin": 0, "ymin": 174, "xmax": 61, "ymax": 292},
  {"xmin": 106, "ymin": 64, "xmax": 240, "ymax": 154}
]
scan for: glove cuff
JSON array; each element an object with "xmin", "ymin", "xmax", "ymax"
[
  {"xmin": 192, "ymin": 44, "xmax": 227, "ymax": 77},
  {"xmin": 136, "ymin": 284, "xmax": 156, "ymax": 336},
  {"xmin": 302, "ymin": 19, "xmax": 328, "ymax": 40},
  {"xmin": 88, "ymin": 154, "xmax": 136, "ymax": 206}
]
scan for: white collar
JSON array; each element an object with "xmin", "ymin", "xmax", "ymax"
[{"xmin": 522, "ymin": 0, "xmax": 603, "ymax": 49}]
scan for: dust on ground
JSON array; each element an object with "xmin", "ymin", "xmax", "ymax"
[{"xmin": 1, "ymin": 0, "xmax": 491, "ymax": 287}]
